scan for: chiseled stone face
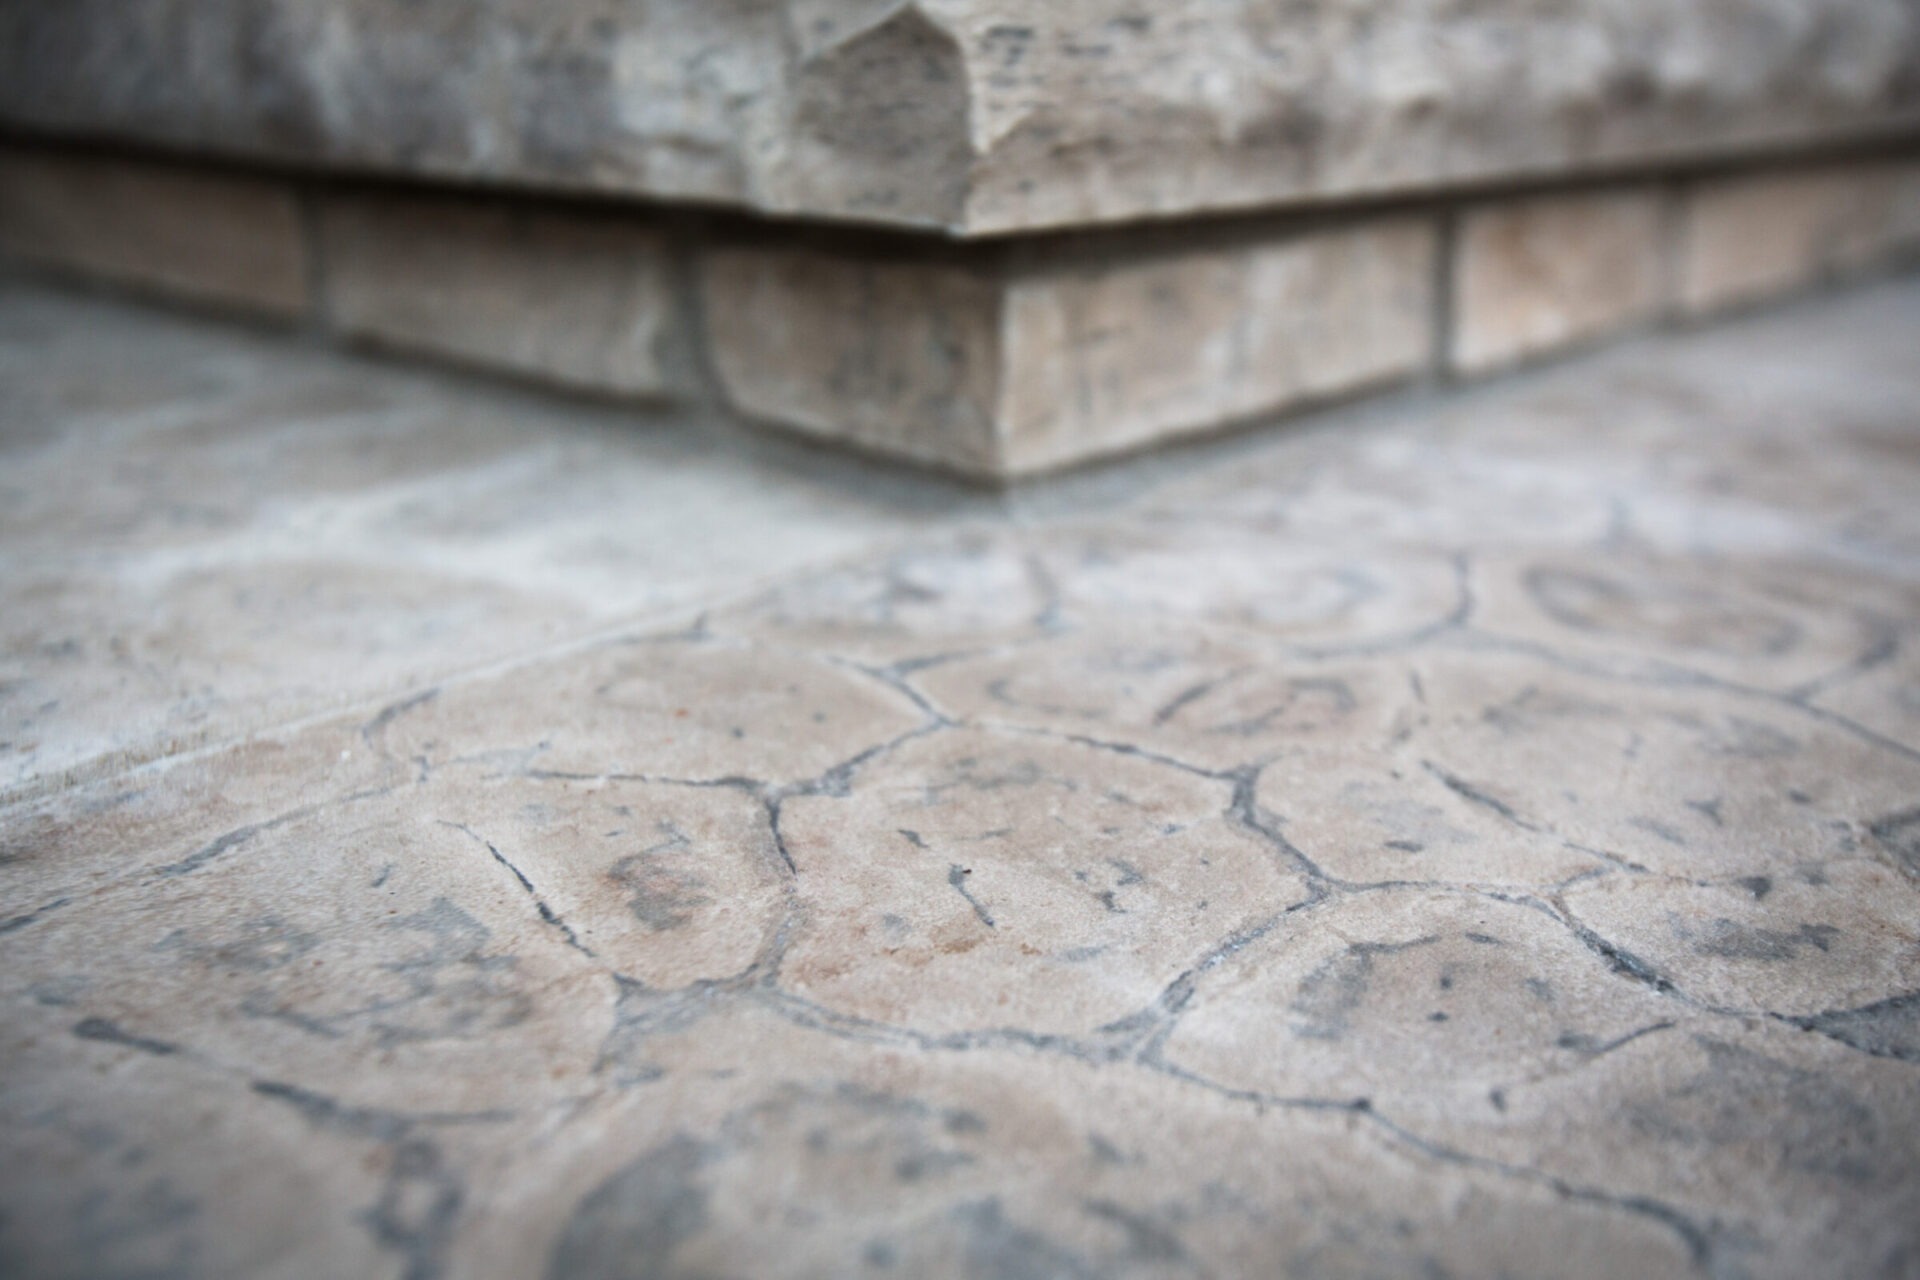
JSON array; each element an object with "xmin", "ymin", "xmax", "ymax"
[
  {"xmin": 1452, "ymin": 188, "xmax": 1669, "ymax": 373},
  {"xmin": 0, "ymin": 146, "xmax": 308, "ymax": 318},
  {"xmin": 700, "ymin": 247, "xmax": 1008, "ymax": 474},
  {"xmin": 1680, "ymin": 162, "xmax": 1920, "ymax": 314},
  {"xmin": 3, "ymin": 0, "xmax": 1918, "ymax": 234},
  {"xmin": 999, "ymin": 219, "xmax": 1436, "ymax": 471},
  {"xmin": 701, "ymin": 217, "xmax": 1437, "ymax": 477},
  {"xmin": 318, "ymin": 194, "xmax": 685, "ymax": 397}
]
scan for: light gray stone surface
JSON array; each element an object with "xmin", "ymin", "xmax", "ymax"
[
  {"xmin": 4, "ymin": 273, "xmax": 1920, "ymax": 1278},
  {"xmin": 318, "ymin": 194, "xmax": 685, "ymax": 396},
  {"xmin": 0, "ymin": 282, "xmax": 983, "ymax": 799},
  {"xmin": 0, "ymin": 146, "xmax": 308, "ymax": 318},
  {"xmin": 3, "ymin": 0, "xmax": 1917, "ymax": 234},
  {"xmin": 703, "ymin": 217, "xmax": 1437, "ymax": 477}
]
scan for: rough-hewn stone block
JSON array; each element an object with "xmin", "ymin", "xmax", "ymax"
[
  {"xmin": 3, "ymin": 1, "xmax": 1915, "ymax": 235},
  {"xmin": 1680, "ymin": 163, "xmax": 1920, "ymax": 315},
  {"xmin": 1451, "ymin": 190, "xmax": 1668, "ymax": 374},
  {"xmin": 702, "ymin": 219, "xmax": 1436, "ymax": 478},
  {"xmin": 701, "ymin": 249, "xmax": 1007, "ymax": 473},
  {"xmin": 998, "ymin": 221, "xmax": 1437, "ymax": 472},
  {"xmin": 0, "ymin": 147, "xmax": 307, "ymax": 318},
  {"xmin": 317, "ymin": 194, "xmax": 683, "ymax": 397}
]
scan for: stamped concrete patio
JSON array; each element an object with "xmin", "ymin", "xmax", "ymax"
[{"xmin": 2, "ymin": 274, "xmax": 1918, "ymax": 1279}]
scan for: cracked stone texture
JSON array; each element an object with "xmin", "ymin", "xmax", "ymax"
[
  {"xmin": 2, "ymin": 2, "xmax": 1918, "ymax": 235},
  {"xmin": 5, "ymin": 272, "xmax": 1920, "ymax": 1279}
]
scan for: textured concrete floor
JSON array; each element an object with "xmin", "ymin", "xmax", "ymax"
[{"xmin": 2, "ymin": 277, "xmax": 1919, "ymax": 1279}]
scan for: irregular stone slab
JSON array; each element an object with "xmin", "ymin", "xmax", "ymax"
[
  {"xmin": 473, "ymin": 1006, "xmax": 1696, "ymax": 1280},
  {"xmin": 1257, "ymin": 742, "xmax": 1611, "ymax": 887},
  {"xmin": 1029, "ymin": 519, "xmax": 1464, "ymax": 641},
  {"xmin": 2, "ymin": 2, "xmax": 1916, "ymax": 235},
  {"xmin": 424, "ymin": 775, "xmax": 789, "ymax": 990},
  {"xmin": 703, "ymin": 218, "xmax": 1436, "ymax": 476},
  {"xmin": 1451, "ymin": 188, "xmax": 1669, "ymax": 373},
  {"xmin": 1406, "ymin": 1018, "xmax": 1920, "ymax": 1279},
  {"xmin": 1563, "ymin": 860, "xmax": 1920, "ymax": 1015},
  {"xmin": 6, "ymin": 280, "xmax": 1920, "ymax": 1280},
  {"xmin": 1407, "ymin": 652, "xmax": 1920, "ymax": 881},
  {"xmin": 0, "ymin": 284, "xmax": 959, "ymax": 797},
  {"xmin": 1468, "ymin": 547, "xmax": 1894, "ymax": 691},
  {"xmin": 710, "ymin": 529, "xmax": 1056, "ymax": 666},
  {"xmin": 777, "ymin": 727, "xmax": 1310, "ymax": 1037},
  {"xmin": 377, "ymin": 636, "xmax": 931, "ymax": 788},
  {"xmin": 0, "ymin": 783, "xmax": 618, "ymax": 1114},
  {"xmin": 0, "ymin": 145, "xmax": 307, "ymax": 317},
  {"xmin": 0, "ymin": 1008, "xmax": 405, "ymax": 1280},
  {"xmin": 1813, "ymin": 645, "xmax": 1920, "ymax": 755},
  {"xmin": 318, "ymin": 193, "xmax": 686, "ymax": 397},
  {"xmin": 1161, "ymin": 888, "xmax": 1678, "ymax": 1115},
  {"xmin": 913, "ymin": 622, "xmax": 1418, "ymax": 773}
]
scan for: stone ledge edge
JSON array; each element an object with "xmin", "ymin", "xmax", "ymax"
[{"xmin": 2, "ymin": 140, "xmax": 1917, "ymax": 481}]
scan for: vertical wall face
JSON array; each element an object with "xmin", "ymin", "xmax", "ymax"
[
  {"xmin": 1451, "ymin": 191, "xmax": 1670, "ymax": 375},
  {"xmin": 698, "ymin": 248, "xmax": 1009, "ymax": 474},
  {"xmin": 1679, "ymin": 166, "xmax": 1920, "ymax": 315},
  {"xmin": 3, "ymin": 141, "xmax": 1920, "ymax": 479},
  {"xmin": 0, "ymin": 149, "xmax": 310, "ymax": 319},
  {"xmin": 317, "ymin": 195, "xmax": 684, "ymax": 398},
  {"xmin": 996, "ymin": 222, "xmax": 1437, "ymax": 474}
]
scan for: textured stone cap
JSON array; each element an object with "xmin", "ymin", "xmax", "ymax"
[{"xmin": 4, "ymin": 0, "xmax": 1918, "ymax": 235}]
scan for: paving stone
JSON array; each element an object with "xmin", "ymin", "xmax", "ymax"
[
  {"xmin": 1405, "ymin": 652, "xmax": 1920, "ymax": 882},
  {"xmin": 375, "ymin": 635, "xmax": 932, "ymax": 789},
  {"xmin": 469, "ymin": 1006, "xmax": 1696, "ymax": 1280},
  {"xmin": 1404, "ymin": 1018, "xmax": 1920, "ymax": 1279},
  {"xmin": 1564, "ymin": 861, "xmax": 1920, "ymax": 1015},
  {"xmin": 914, "ymin": 623, "xmax": 1417, "ymax": 773},
  {"xmin": 4, "ymin": 1, "xmax": 1915, "ymax": 235},
  {"xmin": 778, "ymin": 727, "xmax": 1309, "ymax": 1036},
  {"xmin": 0, "ymin": 146, "xmax": 307, "ymax": 318},
  {"xmin": 1452, "ymin": 188, "xmax": 1669, "ymax": 373},
  {"xmin": 6, "ymin": 277, "xmax": 1920, "ymax": 1278},
  {"xmin": 1160, "ymin": 887, "xmax": 1680, "ymax": 1115},
  {"xmin": 1467, "ymin": 547, "xmax": 1895, "ymax": 691},
  {"xmin": 0, "ymin": 284, "xmax": 970, "ymax": 796},
  {"xmin": 318, "ymin": 193, "xmax": 685, "ymax": 397}
]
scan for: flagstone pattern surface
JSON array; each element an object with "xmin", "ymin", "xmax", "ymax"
[{"xmin": 4, "ymin": 275, "xmax": 1920, "ymax": 1278}]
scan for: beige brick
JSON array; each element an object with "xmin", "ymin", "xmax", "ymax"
[
  {"xmin": 1679, "ymin": 163, "xmax": 1920, "ymax": 316},
  {"xmin": 1451, "ymin": 189, "xmax": 1667, "ymax": 374},
  {"xmin": 0, "ymin": 147, "xmax": 307, "ymax": 318},
  {"xmin": 999, "ymin": 220, "xmax": 1436, "ymax": 473},
  {"xmin": 699, "ymin": 219, "xmax": 1435, "ymax": 478},
  {"xmin": 700, "ymin": 249, "xmax": 1007, "ymax": 474},
  {"xmin": 318, "ymin": 194, "xmax": 682, "ymax": 397}
]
